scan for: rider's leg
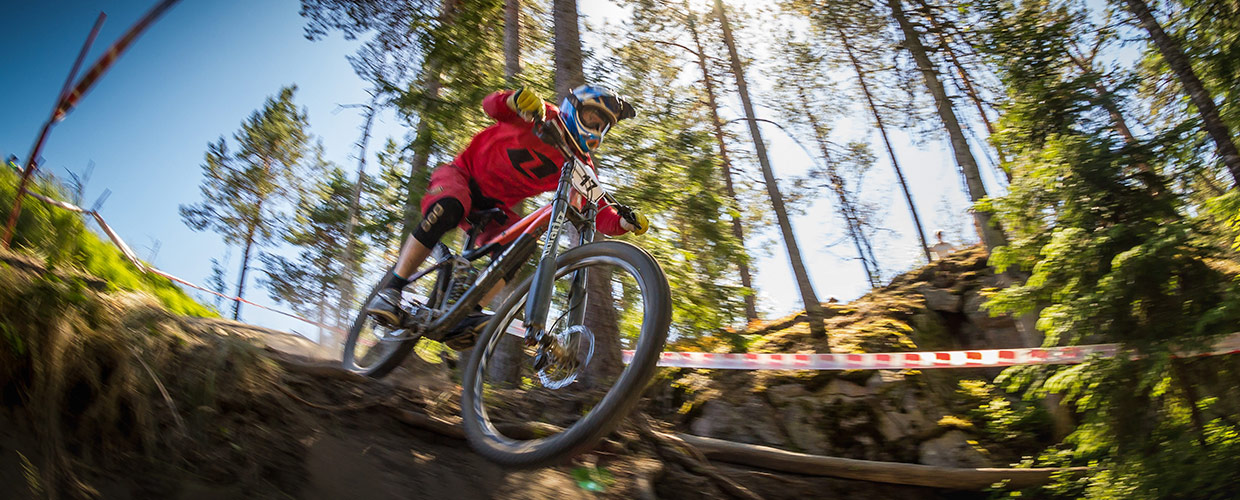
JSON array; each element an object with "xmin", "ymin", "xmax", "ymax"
[
  {"xmin": 389, "ymin": 197, "xmax": 465, "ymax": 288},
  {"xmin": 366, "ymin": 197, "xmax": 466, "ymax": 325}
]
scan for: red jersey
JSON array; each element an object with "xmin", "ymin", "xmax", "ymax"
[{"xmin": 450, "ymin": 90, "xmax": 626, "ymax": 236}]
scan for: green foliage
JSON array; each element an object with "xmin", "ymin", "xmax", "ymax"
[
  {"xmin": 596, "ymin": 5, "xmax": 751, "ymax": 341},
  {"xmin": 975, "ymin": 0, "xmax": 1240, "ymax": 496},
  {"xmin": 261, "ymin": 160, "xmax": 366, "ymax": 339},
  {"xmin": 180, "ymin": 85, "xmax": 314, "ymax": 318},
  {"xmin": 0, "ymin": 167, "xmax": 212, "ymax": 316}
]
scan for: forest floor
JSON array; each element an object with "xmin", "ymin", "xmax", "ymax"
[{"xmin": 0, "ymin": 250, "xmax": 974, "ymax": 499}]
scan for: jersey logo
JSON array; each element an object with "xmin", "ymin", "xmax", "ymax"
[{"xmin": 507, "ymin": 148, "xmax": 558, "ymax": 179}]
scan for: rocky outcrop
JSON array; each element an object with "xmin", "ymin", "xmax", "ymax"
[{"xmin": 653, "ymin": 246, "xmax": 1051, "ymax": 468}]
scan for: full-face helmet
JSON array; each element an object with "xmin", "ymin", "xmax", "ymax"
[{"xmin": 560, "ymin": 85, "xmax": 636, "ymax": 154}]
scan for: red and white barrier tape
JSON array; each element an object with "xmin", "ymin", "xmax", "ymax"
[
  {"xmin": 506, "ymin": 324, "xmax": 1240, "ymax": 371},
  {"xmin": 619, "ymin": 334, "xmax": 1240, "ymax": 370}
]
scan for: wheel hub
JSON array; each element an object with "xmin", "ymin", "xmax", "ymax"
[{"xmin": 535, "ymin": 325, "xmax": 594, "ymax": 389}]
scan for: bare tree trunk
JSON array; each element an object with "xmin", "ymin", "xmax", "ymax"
[
  {"xmin": 887, "ymin": 0, "xmax": 1007, "ymax": 251},
  {"xmin": 553, "ymin": 0, "xmax": 585, "ymax": 98},
  {"xmin": 836, "ymin": 26, "xmax": 933, "ymax": 263},
  {"xmin": 233, "ymin": 223, "xmax": 257, "ymax": 320},
  {"xmin": 685, "ymin": 6, "xmax": 758, "ymax": 322},
  {"xmin": 792, "ymin": 81, "xmax": 882, "ymax": 287},
  {"xmin": 713, "ymin": 0, "xmax": 827, "ymax": 337},
  {"xmin": 504, "ymin": 0, "xmax": 521, "ymax": 81},
  {"xmin": 339, "ymin": 92, "xmax": 381, "ymax": 332},
  {"xmin": 489, "ymin": 0, "xmax": 526, "ymax": 384},
  {"xmin": 1122, "ymin": 0, "xmax": 1240, "ymax": 187},
  {"xmin": 912, "ymin": 1, "xmax": 1004, "ymax": 149}
]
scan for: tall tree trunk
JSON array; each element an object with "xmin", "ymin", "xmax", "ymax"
[
  {"xmin": 553, "ymin": 0, "xmax": 585, "ymax": 98},
  {"xmin": 233, "ymin": 223, "xmax": 258, "ymax": 320},
  {"xmin": 504, "ymin": 0, "xmax": 521, "ymax": 81},
  {"xmin": 887, "ymin": 0, "xmax": 1007, "ymax": 251},
  {"xmin": 553, "ymin": 0, "xmax": 623, "ymax": 382},
  {"xmin": 836, "ymin": 26, "xmax": 933, "ymax": 263},
  {"xmin": 685, "ymin": 6, "xmax": 759, "ymax": 322},
  {"xmin": 403, "ymin": 0, "xmax": 462, "ymax": 232},
  {"xmin": 489, "ymin": 0, "xmax": 526, "ymax": 384},
  {"xmin": 1122, "ymin": 0, "xmax": 1240, "ymax": 187},
  {"xmin": 912, "ymin": 1, "xmax": 1004, "ymax": 147},
  {"xmin": 713, "ymin": 0, "xmax": 827, "ymax": 338},
  {"xmin": 339, "ymin": 93, "xmax": 381, "ymax": 332}
]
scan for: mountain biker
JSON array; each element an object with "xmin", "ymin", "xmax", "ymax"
[{"xmin": 365, "ymin": 85, "xmax": 650, "ymax": 343}]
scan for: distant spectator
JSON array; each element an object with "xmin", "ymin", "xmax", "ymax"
[
  {"xmin": 5, "ymin": 155, "xmax": 19, "ymax": 173},
  {"xmin": 929, "ymin": 230, "xmax": 955, "ymax": 260}
]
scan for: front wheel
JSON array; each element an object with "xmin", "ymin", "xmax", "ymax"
[{"xmin": 461, "ymin": 240, "xmax": 671, "ymax": 467}]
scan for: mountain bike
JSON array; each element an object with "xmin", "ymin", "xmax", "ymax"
[{"xmin": 341, "ymin": 117, "xmax": 671, "ymax": 467}]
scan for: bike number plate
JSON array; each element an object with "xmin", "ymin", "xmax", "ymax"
[{"xmin": 569, "ymin": 158, "xmax": 604, "ymax": 204}]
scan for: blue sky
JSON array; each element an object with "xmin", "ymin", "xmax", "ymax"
[{"xmin": 1, "ymin": 0, "xmax": 994, "ymax": 340}]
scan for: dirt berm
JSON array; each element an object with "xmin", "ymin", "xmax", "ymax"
[{"xmin": 0, "ymin": 251, "xmax": 980, "ymax": 499}]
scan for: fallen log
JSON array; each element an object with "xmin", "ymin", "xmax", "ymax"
[{"xmin": 676, "ymin": 434, "xmax": 1088, "ymax": 490}]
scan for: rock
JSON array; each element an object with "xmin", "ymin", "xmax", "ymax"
[
  {"xmin": 919, "ymin": 286, "xmax": 962, "ymax": 313},
  {"xmin": 876, "ymin": 406, "xmax": 931, "ymax": 442},
  {"xmin": 918, "ymin": 430, "xmax": 991, "ymax": 468},
  {"xmin": 821, "ymin": 379, "xmax": 871, "ymax": 401},
  {"xmin": 765, "ymin": 384, "xmax": 809, "ymax": 406},
  {"xmin": 963, "ymin": 293, "xmax": 1014, "ymax": 330},
  {"xmin": 976, "ymin": 326, "xmax": 1025, "ymax": 349},
  {"xmin": 781, "ymin": 403, "xmax": 830, "ymax": 454},
  {"xmin": 689, "ymin": 397, "xmax": 787, "ymax": 446}
]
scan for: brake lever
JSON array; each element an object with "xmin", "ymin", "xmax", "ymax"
[{"xmin": 614, "ymin": 203, "xmax": 639, "ymax": 226}]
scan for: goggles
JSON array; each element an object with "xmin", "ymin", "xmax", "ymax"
[{"xmin": 577, "ymin": 105, "xmax": 616, "ymax": 137}]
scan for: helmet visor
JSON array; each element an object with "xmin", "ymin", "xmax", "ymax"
[{"xmin": 577, "ymin": 105, "xmax": 616, "ymax": 137}]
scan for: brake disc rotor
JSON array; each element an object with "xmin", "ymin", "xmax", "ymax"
[{"xmin": 536, "ymin": 325, "xmax": 595, "ymax": 389}]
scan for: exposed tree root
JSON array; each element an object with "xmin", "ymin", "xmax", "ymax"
[
  {"xmin": 265, "ymin": 351, "xmax": 369, "ymax": 382},
  {"xmin": 677, "ymin": 433, "xmax": 1089, "ymax": 490},
  {"xmin": 634, "ymin": 414, "xmax": 765, "ymax": 500}
]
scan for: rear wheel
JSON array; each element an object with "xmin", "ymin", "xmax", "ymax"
[
  {"xmin": 342, "ymin": 244, "xmax": 450, "ymax": 378},
  {"xmin": 461, "ymin": 240, "xmax": 670, "ymax": 467}
]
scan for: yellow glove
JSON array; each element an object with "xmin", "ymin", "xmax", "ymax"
[
  {"xmin": 508, "ymin": 87, "xmax": 545, "ymax": 122},
  {"xmin": 620, "ymin": 211, "xmax": 650, "ymax": 236}
]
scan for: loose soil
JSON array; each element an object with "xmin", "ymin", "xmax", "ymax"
[{"xmin": 0, "ymin": 252, "xmax": 973, "ymax": 499}]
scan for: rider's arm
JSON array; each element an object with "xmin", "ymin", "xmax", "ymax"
[
  {"xmin": 483, "ymin": 90, "xmax": 553, "ymax": 125},
  {"xmin": 596, "ymin": 202, "xmax": 627, "ymax": 236},
  {"xmin": 483, "ymin": 90, "xmax": 524, "ymax": 125}
]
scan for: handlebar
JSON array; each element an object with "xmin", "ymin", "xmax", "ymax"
[{"xmin": 531, "ymin": 115, "xmax": 628, "ymax": 213}]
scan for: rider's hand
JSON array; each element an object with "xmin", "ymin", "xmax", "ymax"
[
  {"xmin": 508, "ymin": 87, "xmax": 546, "ymax": 122},
  {"xmin": 620, "ymin": 211, "xmax": 650, "ymax": 236}
]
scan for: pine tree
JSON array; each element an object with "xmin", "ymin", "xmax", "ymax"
[
  {"xmin": 180, "ymin": 86, "xmax": 312, "ymax": 320},
  {"xmin": 262, "ymin": 161, "xmax": 366, "ymax": 348},
  {"xmin": 978, "ymin": 1, "xmax": 1240, "ymax": 493},
  {"xmin": 682, "ymin": 3, "xmax": 760, "ymax": 322},
  {"xmin": 768, "ymin": 32, "xmax": 885, "ymax": 287}
]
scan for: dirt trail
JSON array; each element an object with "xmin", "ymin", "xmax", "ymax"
[{"xmin": 0, "ymin": 257, "xmax": 970, "ymax": 499}]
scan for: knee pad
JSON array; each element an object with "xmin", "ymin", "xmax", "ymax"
[{"xmin": 412, "ymin": 197, "xmax": 465, "ymax": 248}]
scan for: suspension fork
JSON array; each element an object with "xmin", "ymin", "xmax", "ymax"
[{"xmin": 524, "ymin": 162, "xmax": 575, "ymax": 341}]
